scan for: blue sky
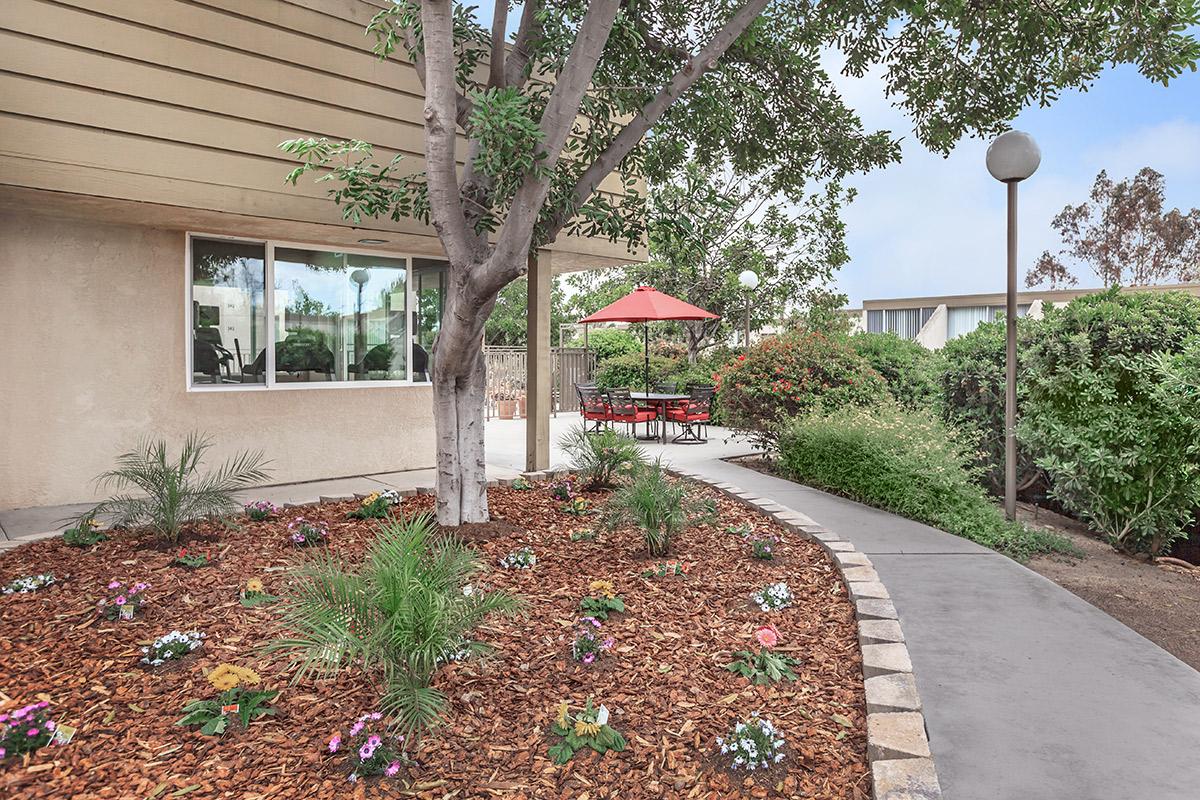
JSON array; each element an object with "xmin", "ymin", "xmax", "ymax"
[{"xmin": 471, "ymin": 3, "xmax": 1200, "ymax": 305}]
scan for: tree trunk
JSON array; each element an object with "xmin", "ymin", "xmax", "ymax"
[
  {"xmin": 684, "ymin": 320, "xmax": 705, "ymax": 363},
  {"xmin": 431, "ymin": 276, "xmax": 495, "ymax": 526}
]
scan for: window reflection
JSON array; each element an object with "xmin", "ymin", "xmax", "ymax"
[
  {"xmin": 413, "ymin": 258, "xmax": 448, "ymax": 382},
  {"xmin": 190, "ymin": 239, "xmax": 266, "ymax": 386}
]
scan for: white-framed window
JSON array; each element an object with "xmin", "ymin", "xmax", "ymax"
[{"xmin": 186, "ymin": 234, "xmax": 446, "ymax": 391}]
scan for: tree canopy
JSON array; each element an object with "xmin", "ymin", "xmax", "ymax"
[{"xmin": 1027, "ymin": 167, "xmax": 1200, "ymax": 289}]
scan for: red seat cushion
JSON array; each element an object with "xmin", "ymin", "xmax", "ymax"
[
  {"xmin": 611, "ymin": 409, "xmax": 657, "ymax": 423},
  {"xmin": 666, "ymin": 408, "xmax": 709, "ymax": 422}
]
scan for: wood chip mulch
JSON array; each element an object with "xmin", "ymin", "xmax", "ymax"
[{"xmin": 0, "ymin": 483, "xmax": 868, "ymax": 799}]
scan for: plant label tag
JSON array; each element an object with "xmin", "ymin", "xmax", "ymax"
[
  {"xmin": 51, "ymin": 724, "xmax": 77, "ymax": 745},
  {"xmin": 596, "ymin": 705, "xmax": 610, "ymax": 727},
  {"xmin": 119, "ymin": 604, "xmax": 135, "ymax": 620},
  {"xmin": 221, "ymin": 703, "xmax": 240, "ymax": 715}
]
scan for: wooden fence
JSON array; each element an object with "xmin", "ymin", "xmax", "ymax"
[{"xmin": 483, "ymin": 346, "xmax": 595, "ymax": 420}]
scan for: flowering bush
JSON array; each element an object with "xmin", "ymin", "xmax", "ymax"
[
  {"xmin": 141, "ymin": 630, "xmax": 206, "ymax": 667},
  {"xmin": 240, "ymin": 577, "xmax": 279, "ymax": 608},
  {"xmin": 716, "ymin": 328, "xmax": 887, "ymax": 450},
  {"xmin": 640, "ymin": 561, "xmax": 689, "ymax": 579},
  {"xmin": 550, "ymin": 478, "xmax": 576, "ymax": 502},
  {"xmin": 499, "ymin": 546, "xmax": 536, "ymax": 569},
  {"xmin": 1, "ymin": 701, "xmax": 58, "ymax": 760},
  {"xmin": 62, "ymin": 517, "xmax": 107, "ymax": 547},
  {"xmin": 347, "ymin": 490, "xmax": 402, "ymax": 520},
  {"xmin": 176, "ymin": 664, "xmax": 277, "ymax": 736},
  {"xmin": 3, "ymin": 573, "xmax": 56, "ymax": 595},
  {"xmin": 571, "ymin": 616, "xmax": 614, "ymax": 664},
  {"xmin": 724, "ymin": 625, "xmax": 800, "ymax": 684},
  {"xmin": 716, "ymin": 713, "xmax": 786, "ymax": 771},
  {"xmin": 560, "ymin": 496, "xmax": 593, "ymax": 516},
  {"xmin": 97, "ymin": 579, "xmax": 149, "ymax": 620},
  {"xmin": 746, "ymin": 530, "xmax": 780, "ymax": 560},
  {"xmin": 579, "ymin": 580, "xmax": 625, "ymax": 620},
  {"xmin": 327, "ymin": 712, "xmax": 406, "ymax": 783},
  {"xmin": 547, "ymin": 698, "xmax": 626, "ymax": 764},
  {"xmin": 172, "ymin": 547, "xmax": 211, "ymax": 568},
  {"xmin": 751, "ymin": 582, "xmax": 793, "ymax": 612},
  {"xmin": 288, "ymin": 518, "xmax": 329, "ymax": 547},
  {"xmin": 244, "ymin": 500, "xmax": 279, "ymax": 521}
]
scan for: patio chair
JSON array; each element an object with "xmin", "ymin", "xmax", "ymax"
[
  {"xmin": 607, "ymin": 388, "xmax": 658, "ymax": 440},
  {"xmin": 666, "ymin": 385, "xmax": 714, "ymax": 444},
  {"xmin": 579, "ymin": 385, "xmax": 611, "ymax": 432}
]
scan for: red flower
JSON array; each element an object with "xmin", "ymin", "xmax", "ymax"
[{"xmin": 737, "ymin": 354, "xmax": 746, "ymax": 361}]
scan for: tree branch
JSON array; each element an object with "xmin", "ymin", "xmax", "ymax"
[
  {"xmin": 420, "ymin": 0, "xmax": 483, "ymax": 265},
  {"xmin": 488, "ymin": 0, "xmax": 508, "ymax": 88},
  {"xmin": 542, "ymin": 0, "xmax": 771, "ymax": 245},
  {"xmin": 504, "ymin": 0, "xmax": 543, "ymax": 87},
  {"xmin": 490, "ymin": 0, "xmax": 623, "ymax": 282},
  {"xmin": 403, "ymin": 20, "xmax": 474, "ymax": 131}
]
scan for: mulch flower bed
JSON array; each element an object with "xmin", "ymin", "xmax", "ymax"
[{"xmin": 0, "ymin": 483, "xmax": 868, "ymax": 799}]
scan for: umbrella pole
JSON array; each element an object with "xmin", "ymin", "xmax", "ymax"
[{"xmin": 643, "ymin": 323, "xmax": 650, "ymax": 394}]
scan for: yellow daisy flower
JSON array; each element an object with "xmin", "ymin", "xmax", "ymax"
[
  {"xmin": 555, "ymin": 702, "xmax": 569, "ymax": 728},
  {"xmin": 588, "ymin": 579, "xmax": 616, "ymax": 599},
  {"xmin": 573, "ymin": 720, "xmax": 601, "ymax": 738},
  {"xmin": 245, "ymin": 578, "xmax": 265, "ymax": 594}
]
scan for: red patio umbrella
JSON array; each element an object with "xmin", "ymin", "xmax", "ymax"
[{"xmin": 579, "ymin": 286, "xmax": 719, "ymax": 392}]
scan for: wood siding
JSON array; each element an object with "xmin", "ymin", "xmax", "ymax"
[{"xmin": 0, "ymin": 0, "xmax": 643, "ymax": 265}]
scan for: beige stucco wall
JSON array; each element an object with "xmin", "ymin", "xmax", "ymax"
[{"xmin": 0, "ymin": 212, "xmax": 436, "ymax": 509}]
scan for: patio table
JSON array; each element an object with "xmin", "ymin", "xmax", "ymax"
[{"xmin": 630, "ymin": 391, "xmax": 689, "ymax": 444}]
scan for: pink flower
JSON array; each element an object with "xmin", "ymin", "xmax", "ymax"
[
  {"xmin": 367, "ymin": 735, "xmax": 381, "ymax": 747},
  {"xmin": 385, "ymin": 761, "xmax": 401, "ymax": 777},
  {"xmin": 108, "ymin": 580, "xmax": 122, "ymax": 589},
  {"xmin": 115, "ymin": 596, "xmax": 127, "ymax": 605},
  {"xmin": 27, "ymin": 728, "xmax": 39, "ymax": 737},
  {"xmin": 583, "ymin": 653, "xmax": 595, "ymax": 664},
  {"xmin": 349, "ymin": 721, "xmax": 364, "ymax": 737},
  {"xmin": 328, "ymin": 734, "xmax": 341, "ymax": 753},
  {"xmin": 0, "ymin": 747, "xmax": 6, "ymax": 758},
  {"xmin": 602, "ymin": 637, "xmax": 614, "ymax": 649},
  {"xmin": 754, "ymin": 624, "xmax": 779, "ymax": 649},
  {"xmin": 358, "ymin": 742, "xmax": 375, "ymax": 760}
]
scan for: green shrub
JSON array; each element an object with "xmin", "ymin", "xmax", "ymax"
[
  {"xmin": 717, "ymin": 329, "xmax": 888, "ymax": 449},
  {"xmin": 777, "ymin": 405, "xmax": 1076, "ymax": 561},
  {"xmin": 581, "ymin": 329, "xmax": 643, "ymax": 362},
  {"xmin": 82, "ymin": 433, "xmax": 270, "ymax": 543},
  {"xmin": 269, "ymin": 513, "xmax": 522, "ymax": 738},
  {"xmin": 594, "ymin": 351, "xmax": 679, "ymax": 391},
  {"xmin": 602, "ymin": 460, "xmax": 701, "ymax": 556},
  {"xmin": 850, "ymin": 332, "xmax": 941, "ymax": 409},
  {"xmin": 1021, "ymin": 290, "xmax": 1200, "ymax": 556},
  {"xmin": 938, "ymin": 318, "xmax": 1047, "ymax": 494},
  {"xmin": 559, "ymin": 425, "xmax": 646, "ymax": 488}
]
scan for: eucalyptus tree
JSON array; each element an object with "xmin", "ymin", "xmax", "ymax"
[{"xmin": 282, "ymin": 0, "xmax": 1199, "ymax": 524}]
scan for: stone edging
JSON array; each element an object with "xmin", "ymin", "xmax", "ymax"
[{"xmin": 665, "ymin": 468, "xmax": 944, "ymax": 800}]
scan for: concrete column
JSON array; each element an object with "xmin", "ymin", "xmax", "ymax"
[{"xmin": 525, "ymin": 250, "xmax": 552, "ymax": 471}]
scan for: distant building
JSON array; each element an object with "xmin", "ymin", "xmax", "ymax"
[{"xmin": 843, "ymin": 283, "xmax": 1200, "ymax": 349}]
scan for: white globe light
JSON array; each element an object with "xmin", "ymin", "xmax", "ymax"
[
  {"xmin": 986, "ymin": 130, "xmax": 1041, "ymax": 183},
  {"xmin": 349, "ymin": 268, "xmax": 371, "ymax": 286},
  {"xmin": 738, "ymin": 269, "xmax": 760, "ymax": 291}
]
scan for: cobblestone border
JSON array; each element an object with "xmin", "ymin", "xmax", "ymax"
[{"xmin": 666, "ymin": 468, "xmax": 944, "ymax": 800}]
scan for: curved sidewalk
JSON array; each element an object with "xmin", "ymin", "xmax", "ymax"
[{"xmin": 684, "ymin": 458, "xmax": 1200, "ymax": 800}]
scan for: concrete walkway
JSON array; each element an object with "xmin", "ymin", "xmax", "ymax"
[{"xmin": 677, "ymin": 458, "xmax": 1200, "ymax": 800}]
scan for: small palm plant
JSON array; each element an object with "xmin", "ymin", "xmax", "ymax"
[
  {"xmin": 559, "ymin": 425, "xmax": 646, "ymax": 489},
  {"xmin": 267, "ymin": 513, "xmax": 521, "ymax": 741},
  {"xmin": 602, "ymin": 459, "xmax": 698, "ymax": 556},
  {"xmin": 80, "ymin": 433, "xmax": 269, "ymax": 543}
]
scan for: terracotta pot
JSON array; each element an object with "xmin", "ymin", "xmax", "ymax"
[
  {"xmin": 517, "ymin": 395, "xmax": 527, "ymax": 418},
  {"xmin": 497, "ymin": 398, "xmax": 516, "ymax": 420}
]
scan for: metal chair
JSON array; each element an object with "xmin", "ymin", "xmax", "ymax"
[
  {"xmin": 666, "ymin": 385, "xmax": 714, "ymax": 443},
  {"xmin": 606, "ymin": 388, "xmax": 659, "ymax": 439},
  {"xmin": 579, "ymin": 386, "xmax": 611, "ymax": 432}
]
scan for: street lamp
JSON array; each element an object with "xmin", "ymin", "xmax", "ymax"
[
  {"xmin": 986, "ymin": 130, "xmax": 1041, "ymax": 521},
  {"xmin": 350, "ymin": 268, "xmax": 371, "ymax": 378},
  {"xmin": 738, "ymin": 269, "xmax": 760, "ymax": 349}
]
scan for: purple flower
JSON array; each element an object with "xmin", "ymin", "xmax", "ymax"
[
  {"xmin": 115, "ymin": 596, "xmax": 127, "ymax": 605},
  {"xmin": 602, "ymin": 637, "xmax": 615, "ymax": 649},
  {"xmin": 385, "ymin": 761, "xmax": 400, "ymax": 777},
  {"xmin": 0, "ymin": 747, "xmax": 6, "ymax": 758},
  {"xmin": 328, "ymin": 735, "xmax": 341, "ymax": 753},
  {"xmin": 367, "ymin": 735, "xmax": 381, "ymax": 747},
  {"xmin": 108, "ymin": 580, "xmax": 122, "ymax": 589},
  {"xmin": 583, "ymin": 653, "xmax": 595, "ymax": 664},
  {"xmin": 368, "ymin": 712, "xmax": 382, "ymax": 721},
  {"xmin": 27, "ymin": 728, "xmax": 39, "ymax": 737},
  {"xmin": 349, "ymin": 721, "xmax": 364, "ymax": 737},
  {"xmin": 358, "ymin": 742, "xmax": 375, "ymax": 760}
]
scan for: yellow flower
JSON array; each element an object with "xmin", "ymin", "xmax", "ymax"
[
  {"xmin": 588, "ymin": 580, "xmax": 616, "ymax": 599},
  {"xmin": 573, "ymin": 720, "xmax": 601, "ymax": 738},
  {"xmin": 555, "ymin": 702, "xmax": 569, "ymax": 727},
  {"xmin": 207, "ymin": 665, "xmax": 240, "ymax": 691},
  {"xmin": 364, "ymin": 492, "xmax": 379, "ymax": 505},
  {"xmin": 231, "ymin": 666, "xmax": 261, "ymax": 686},
  {"xmin": 245, "ymin": 578, "xmax": 264, "ymax": 594}
]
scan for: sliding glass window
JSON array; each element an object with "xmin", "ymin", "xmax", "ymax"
[
  {"xmin": 273, "ymin": 249, "xmax": 408, "ymax": 382},
  {"xmin": 190, "ymin": 238, "xmax": 267, "ymax": 387}
]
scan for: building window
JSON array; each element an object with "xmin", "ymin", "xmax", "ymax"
[
  {"xmin": 866, "ymin": 309, "xmax": 884, "ymax": 333},
  {"xmin": 946, "ymin": 304, "xmax": 1031, "ymax": 340},
  {"xmin": 188, "ymin": 236, "xmax": 446, "ymax": 389},
  {"xmin": 191, "ymin": 238, "xmax": 267, "ymax": 386}
]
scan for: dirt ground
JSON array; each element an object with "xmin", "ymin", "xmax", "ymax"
[{"xmin": 1022, "ymin": 504, "xmax": 1200, "ymax": 670}]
